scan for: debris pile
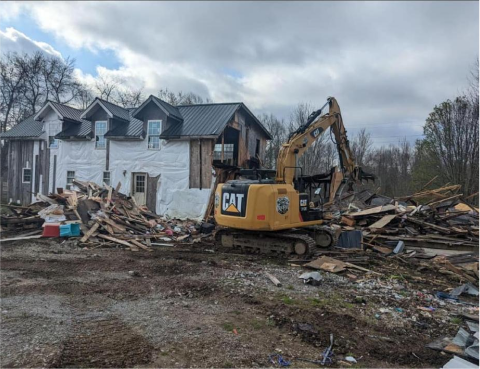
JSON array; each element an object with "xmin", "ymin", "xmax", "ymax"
[
  {"xmin": 1, "ymin": 179, "xmax": 209, "ymax": 250},
  {"xmin": 329, "ymin": 184, "xmax": 479, "ymax": 253}
]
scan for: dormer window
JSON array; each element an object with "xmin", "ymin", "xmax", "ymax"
[
  {"xmin": 95, "ymin": 121, "xmax": 107, "ymax": 149},
  {"xmin": 147, "ymin": 120, "xmax": 162, "ymax": 149}
]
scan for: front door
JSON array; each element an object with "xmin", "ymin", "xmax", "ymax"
[{"xmin": 132, "ymin": 173, "xmax": 147, "ymax": 206}]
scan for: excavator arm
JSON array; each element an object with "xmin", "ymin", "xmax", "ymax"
[{"xmin": 275, "ymin": 97, "xmax": 374, "ymax": 186}]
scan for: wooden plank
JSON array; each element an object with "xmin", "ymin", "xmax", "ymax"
[
  {"xmin": 146, "ymin": 174, "xmax": 159, "ymax": 212},
  {"xmin": 1, "ymin": 235, "xmax": 42, "ymax": 242},
  {"xmin": 369, "ymin": 214, "xmax": 396, "ymax": 229},
  {"xmin": 345, "ymin": 262, "xmax": 382, "ymax": 275},
  {"xmin": 406, "ymin": 217, "xmax": 451, "ymax": 234},
  {"xmin": 348, "ymin": 205, "xmax": 397, "ymax": 218},
  {"xmin": 129, "ymin": 239, "xmax": 152, "ymax": 251},
  {"xmin": 265, "ymin": 272, "xmax": 282, "ymax": 287},
  {"xmin": 189, "ymin": 140, "xmax": 201, "ymax": 189},
  {"xmin": 80, "ymin": 222, "xmax": 99, "ymax": 242},
  {"xmin": 201, "ymin": 139, "xmax": 213, "ymax": 189},
  {"xmin": 97, "ymin": 234, "xmax": 136, "ymax": 248}
]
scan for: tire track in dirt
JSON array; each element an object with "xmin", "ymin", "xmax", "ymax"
[{"xmin": 56, "ymin": 314, "xmax": 153, "ymax": 368}]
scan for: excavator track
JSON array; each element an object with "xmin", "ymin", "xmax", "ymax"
[{"xmin": 215, "ymin": 229, "xmax": 317, "ymax": 257}]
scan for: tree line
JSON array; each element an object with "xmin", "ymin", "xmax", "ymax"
[
  {"xmin": 0, "ymin": 52, "xmax": 210, "ymax": 133},
  {"xmin": 261, "ymin": 61, "xmax": 479, "ymax": 204}
]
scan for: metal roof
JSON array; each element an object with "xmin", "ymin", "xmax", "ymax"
[
  {"xmin": 56, "ymin": 120, "xmax": 92, "ymax": 139},
  {"xmin": 48, "ymin": 101, "xmax": 84, "ymax": 122},
  {"xmin": 0, "ymin": 115, "xmax": 43, "ymax": 139},
  {"xmin": 161, "ymin": 103, "xmax": 240, "ymax": 138},
  {"xmin": 151, "ymin": 96, "xmax": 183, "ymax": 120},
  {"xmin": 105, "ymin": 109, "xmax": 144, "ymax": 137},
  {"xmin": 96, "ymin": 98, "xmax": 131, "ymax": 121},
  {"xmin": 1, "ymin": 98, "xmax": 272, "ymax": 141}
]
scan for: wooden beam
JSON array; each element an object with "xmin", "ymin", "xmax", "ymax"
[
  {"xmin": 80, "ymin": 222, "xmax": 99, "ymax": 242},
  {"xmin": 221, "ymin": 131, "xmax": 225, "ymax": 163}
]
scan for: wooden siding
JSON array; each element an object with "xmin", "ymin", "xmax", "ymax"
[
  {"xmin": 7, "ymin": 140, "xmax": 34, "ymax": 204},
  {"xmin": 146, "ymin": 174, "xmax": 159, "ymax": 211},
  {"xmin": 190, "ymin": 139, "xmax": 213, "ymax": 189}
]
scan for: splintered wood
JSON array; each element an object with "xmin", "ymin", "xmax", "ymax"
[
  {"xmin": 336, "ymin": 182, "xmax": 479, "ymax": 254},
  {"xmin": 2, "ymin": 178, "xmax": 201, "ymax": 252}
]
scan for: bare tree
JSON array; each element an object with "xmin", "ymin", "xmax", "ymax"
[
  {"xmin": 157, "ymin": 88, "xmax": 211, "ymax": 106},
  {"xmin": 0, "ymin": 53, "xmax": 27, "ymax": 132},
  {"xmin": 259, "ymin": 113, "xmax": 287, "ymax": 169},
  {"xmin": 94, "ymin": 74, "xmax": 119, "ymax": 102},
  {"xmin": 116, "ymin": 87, "xmax": 145, "ymax": 108},
  {"xmin": 351, "ymin": 128, "xmax": 372, "ymax": 167}
]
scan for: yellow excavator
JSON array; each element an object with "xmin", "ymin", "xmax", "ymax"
[{"xmin": 214, "ymin": 97, "xmax": 374, "ymax": 256}]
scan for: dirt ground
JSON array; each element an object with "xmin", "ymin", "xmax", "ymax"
[{"xmin": 1, "ymin": 237, "xmax": 477, "ymax": 368}]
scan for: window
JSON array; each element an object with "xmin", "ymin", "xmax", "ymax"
[
  {"xmin": 22, "ymin": 168, "xmax": 32, "ymax": 183},
  {"xmin": 95, "ymin": 121, "xmax": 107, "ymax": 149},
  {"xmin": 66, "ymin": 171, "xmax": 75, "ymax": 190},
  {"xmin": 49, "ymin": 136, "xmax": 59, "ymax": 149},
  {"xmin": 255, "ymin": 139, "xmax": 261, "ymax": 157},
  {"xmin": 47, "ymin": 122, "xmax": 61, "ymax": 149},
  {"xmin": 213, "ymin": 143, "xmax": 234, "ymax": 160},
  {"xmin": 147, "ymin": 120, "xmax": 162, "ymax": 149},
  {"xmin": 103, "ymin": 171, "xmax": 111, "ymax": 186}
]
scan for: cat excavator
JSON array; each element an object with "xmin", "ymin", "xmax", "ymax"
[{"xmin": 214, "ymin": 97, "xmax": 374, "ymax": 256}]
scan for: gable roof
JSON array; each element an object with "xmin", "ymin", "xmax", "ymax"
[
  {"xmin": 81, "ymin": 98, "xmax": 130, "ymax": 122},
  {"xmin": 133, "ymin": 95, "xmax": 183, "ymax": 121},
  {"xmin": 34, "ymin": 100, "xmax": 85, "ymax": 123},
  {"xmin": 160, "ymin": 102, "xmax": 272, "ymax": 139},
  {"xmin": 0, "ymin": 114, "xmax": 43, "ymax": 139},
  {"xmin": 0, "ymin": 97, "xmax": 272, "ymax": 141},
  {"xmin": 161, "ymin": 103, "xmax": 240, "ymax": 138}
]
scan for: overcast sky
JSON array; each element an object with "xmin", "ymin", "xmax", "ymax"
[{"xmin": 0, "ymin": 1, "xmax": 478, "ymax": 145}]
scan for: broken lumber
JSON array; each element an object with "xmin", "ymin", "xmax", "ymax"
[
  {"xmin": 266, "ymin": 272, "xmax": 282, "ymax": 287},
  {"xmin": 80, "ymin": 222, "xmax": 100, "ymax": 243}
]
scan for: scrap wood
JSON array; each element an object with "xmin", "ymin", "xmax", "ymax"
[
  {"xmin": 405, "ymin": 217, "xmax": 451, "ymax": 234},
  {"xmin": 1, "ymin": 234, "xmax": 43, "ymax": 242},
  {"xmin": 80, "ymin": 223, "xmax": 100, "ymax": 242},
  {"xmin": 97, "ymin": 234, "xmax": 137, "ymax": 249},
  {"xmin": 265, "ymin": 272, "xmax": 282, "ymax": 287},
  {"xmin": 344, "ymin": 262, "xmax": 382, "ymax": 275},
  {"xmin": 369, "ymin": 214, "xmax": 396, "ymax": 229},
  {"xmin": 304, "ymin": 256, "xmax": 346, "ymax": 273},
  {"xmin": 348, "ymin": 204, "xmax": 397, "ymax": 218},
  {"xmin": 129, "ymin": 239, "xmax": 152, "ymax": 251}
]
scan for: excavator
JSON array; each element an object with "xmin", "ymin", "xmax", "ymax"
[{"xmin": 214, "ymin": 97, "xmax": 374, "ymax": 256}]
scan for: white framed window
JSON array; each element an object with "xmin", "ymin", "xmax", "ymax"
[
  {"xmin": 95, "ymin": 121, "xmax": 107, "ymax": 149},
  {"xmin": 103, "ymin": 171, "xmax": 111, "ymax": 186},
  {"xmin": 22, "ymin": 168, "xmax": 32, "ymax": 183},
  {"xmin": 147, "ymin": 120, "xmax": 162, "ymax": 149},
  {"xmin": 66, "ymin": 171, "xmax": 75, "ymax": 190}
]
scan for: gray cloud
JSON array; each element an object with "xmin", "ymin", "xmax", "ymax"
[{"xmin": 4, "ymin": 1, "xmax": 480, "ymax": 145}]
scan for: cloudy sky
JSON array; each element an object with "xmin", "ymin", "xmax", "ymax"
[{"xmin": 0, "ymin": 1, "xmax": 478, "ymax": 145}]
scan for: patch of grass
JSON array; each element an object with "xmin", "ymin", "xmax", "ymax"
[
  {"xmin": 221, "ymin": 322, "xmax": 235, "ymax": 331},
  {"xmin": 451, "ymin": 317, "xmax": 462, "ymax": 325},
  {"xmin": 223, "ymin": 362, "xmax": 234, "ymax": 368},
  {"xmin": 287, "ymin": 285, "xmax": 294, "ymax": 290},
  {"xmin": 344, "ymin": 302, "xmax": 355, "ymax": 309},
  {"xmin": 280, "ymin": 295, "xmax": 296, "ymax": 305},
  {"xmin": 251, "ymin": 319, "xmax": 265, "ymax": 330},
  {"xmin": 160, "ymin": 351, "xmax": 169, "ymax": 356},
  {"xmin": 266, "ymin": 318, "xmax": 276, "ymax": 327},
  {"xmin": 232, "ymin": 310, "xmax": 241, "ymax": 316},
  {"xmin": 389, "ymin": 274, "xmax": 406, "ymax": 281}
]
